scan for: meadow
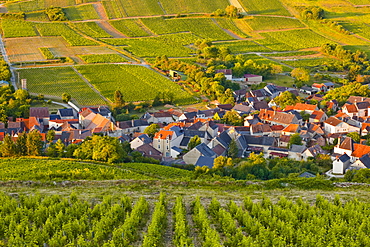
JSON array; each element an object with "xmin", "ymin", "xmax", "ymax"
[
  {"xmin": 17, "ymin": 67, "xmax": 106, "ymax": 106},
  {"xmin": 75, "ymin": 64, "xmax": 196, "ymax": 104},
  {"xmin": 239, "ymin": 0, "xmax": 291, "ymax": 16}
]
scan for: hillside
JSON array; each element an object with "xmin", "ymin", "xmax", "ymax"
[{"xmin": 0, "ymin": 0, "xmax": 368, "ymax": 106}]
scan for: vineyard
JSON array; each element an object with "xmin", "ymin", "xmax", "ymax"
[
  {"xmin": 75, "ymin": 64, "xmax": 196, "ymax": 104},
  {"xmin": 239, "ymin": 0, "xmax": 291, "ymax": 16},
  {"xmin": 214, "ymin": 40, "xmax": 270, "ymax": 53},
  {"xmin": 243, "ymin": 16, "xmax": 306, "ymax": 31},
  {"xmin": 109, "ymin": 19, "xmax": 150, "ymax": 37},
  {"xmin": 1, "ymin": 192, "xmax": 370, "ymax": 246},
  {"xmin": 63, "ymin": 4, "xmax": 100, "ymax": 21},
  {"xmin": 213, "ymin": 18, "xmax": 248, "ymax": 38},
  {"xmin": 69, "ymin": 22, "xmax": 113, "ymax": 38},
  {"xmin": 17, "ymin": 67, "xmax": 106, "ymax": 106},
  {"xmin": 1, "ymin": 19, "xmax": 37, "ymax": 38},
  {"xmin": 78, "ymin": 54, "xmax": 127, "ymax": 63}
]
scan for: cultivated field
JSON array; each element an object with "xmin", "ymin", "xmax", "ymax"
[
  {"xmin": 75, "ymin": 64, "xmax": 196, "ymax": 104},
  {"xmin": 17, "ymin": 66, "xmax": 106, "ymax": 106}
]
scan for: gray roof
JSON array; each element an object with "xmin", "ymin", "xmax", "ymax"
[
  {"xmin": 298, "ymin": 172, "xmax": 316, "ymax": 178},
  {"xmin": 180, "ymin": 137, "xmax": 190, "ymax": 147},
  {"xmin": 195, "ymin": 143, "xmax": 217, "ymax": 157},
  {"xmin": 195, "ymin": 156, "xmax": 215, "ymax": 168},
  {"xmin": 184, "ymin": 130, "xmax": 206, "ymax": 138},
  {"xmin": 339, "ymin": 153, "xmax": 350, "ymax": 163},
  {"xmin": 244, "ymin": 135, "xmax": 275, "ymax": 146},
  {"xmin": 359, "ymin": 154, "xmax": 370, "ymax": 168},
  {"xmin": 58, "ymin": 108, "xmax": 74, "ymax": 117},
  {"xmin": 289, "ymin": 144, "xmax": 306, "ymax": 153},
  {"xmin": 136, "ymin": 134, "xmax": 152, "ymax": 144},
  {"xmin": 217, "ymin": 131, "xmax": 232, "ymax": 148}
]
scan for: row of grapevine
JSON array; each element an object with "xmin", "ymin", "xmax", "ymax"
[
  {"xmin": 109, "ymin": 19, "xmax": 150, "ymax": 37},
  {"xmin": 39, "ymin": 47, "xmax": 56, "ymax": 60},
  {"xmin": 64, "ymin": 4, "xmax": 99, "ymax": 21},
  {"xmin": 173, "ymin": 197, "xmax": 192, "ymax": 246},
  {"xmin": 78, "ymin": 54, "xmax": 128, "ymax": 63},
  {"xmin": 142, "ymin": 193, "xmax": 167, "ymax": 246},
  {"xmin": 70, "ymin": 22, "xmax": 113, "ymax": 38},
  {"xmin": 243, "ymin": 16, "xmax": 305, "ymax": 31},
  {"xmin": 1, "ymin": 19, "xmax": 37, "ymax": 38},
  {"xmin": 239, "ymin": 0, "xmax": 291, "ymax": 16}
]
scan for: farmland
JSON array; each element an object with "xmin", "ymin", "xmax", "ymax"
[
  {"xmin": 214, "ymin": 40, "xmax": 271, "ymax": 53},
  {"xmin": 64, "ymin": 4, "xmax": 99, "ymax": 21},
  {"xmin": 239, "ymin": 0, "xmax": 292, "ymax": 16},
  {"xmin": 75, "ymin": 64, "xmax": 196, "ymax": 104},
  {"xmin": 78, "ymin": 54, "xmax": 127, "ymax": 63},
  {"xmin": 69, "ymin": 22, "xmax": 113, "ymax": 38},
  {"xmin": 17, "ymin": 67, "xmax": 106, "ymax": 106},
  {"xmin": 109, "ymin": 19, "xmax": 150, "ymax": 37},
  {"xmin": 243, "ymin": 16, "xmax": 306, "ymax": 31},
  {"xmin": 1, "ymin": 19, "xmax": 37, "ymax": 38}
]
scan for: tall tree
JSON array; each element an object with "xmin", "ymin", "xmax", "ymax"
[
  {"xmin": 144, "ymin": 124, "xmax": 160, "ymax": 138},
  {"xmin": 291, "ymin": 67, "xmax": 310, "ymax": 82},
  {"xmin": 1, "ymin": 134, "xmax": 16, "ymax": 157},
  {"xmin": 288, "ymin": 133, "xmax": 303, "ymax": 148},
  {"xmin": 62, "ymin": 93, "xmax": 71, "ymax": 103},
  {"xmin": 16, "ymin": 132, "xmax": 27, "ymax": 156},
  {"xmin": 26, "ymin": 130, "xmax": 43, "ymax": 156},
  {"xmin": 188, "ymin": 135, "xmax": 201, "ymax": 150},
  {"xmin": 114, "ymin": 90, "xmax": 125, "ymax": 107},
  {"xmin": 228, "ymin": 139, "xmax": 239, "ymax": 158}
]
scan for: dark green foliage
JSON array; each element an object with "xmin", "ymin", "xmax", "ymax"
[
  {"xmin": 144, "ymin": 123, "xmax": 159, "ymax": 138},
  {"xmin": 288, "ymin": 133, "xmax": 303, "ymax": 148},
  {"xmin": 61, "ymin": 92, "xmax": 71, "ymax": 103},
  {"xmin": 299, "ymin": 6, "xmax": 324, "ymax": 20},
  {"xmin": 188, "ymin": 135, "xmax": 201, "ymax": 150},
  {"xmin": 45, "ymin": 6, "xmax": 67, "ymax": 21}
]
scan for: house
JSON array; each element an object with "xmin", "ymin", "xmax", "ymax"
[
  {"xmin": 246, "ymin": 89, "xmax": 269, "ymax": 101},
  {"xmin": 243, "ymin": 135, "xmax": 275, "ymax": 156},
  {"xmin": 29, "ymin": 107, "xmax": 49, "ymax": 125},
  {"xmin": 250, "ymin": 100, "xmax": 269, "ymax": 111},
  {"xmin": 351, "ymin": 153, "xmax": 370, "ymax": 170},
  {"xmin": 232, "ymin": 104, "xmax": 252, "ymax": 115},
  {"xmin": 288, "ymin": 144, "xmax": 306, "ymax": 161},
  {"xmin": 300, "ymin": 86, "xmax": 318, "ymax": 95},
  {"xmin": 323, "ymin": 117, "xmax": 350, "ymax": 134},
  {"xmin": 326, "ymin": 100, "xmax": 338, "ymax": 112},
  {"xmin": 278, "ymin": 135, "xmax": 290, "ymax": 147},
  {"xmin": 244, "ymin": 74, "xmax": 263, "ymax": 83},
  {"xmin": 208, "ymin": 131, "xmax": 232, "ymax": 150},
  {"xmin": 136, "ymin": 144, "xmax": 162, "ymax": 160},
  {"xmin": 130, "ymin": 134, "xmax": 152, "ymax": 149},
  {"xmin": 57, "ymin": 108, "xmax": 75, "ymax": 120},
  {"xmin": 332, "ymin": 153, "xmax": 351, "ymax": 175},
  {"xmin": 282, "ymin": 124, "xmax": 301, "ymax": 136},
  {"xmin": 309, "ymin": 110, "xmax": 328, "ymax": 123},
  {"xmin": 333, "ymin": 137, "xmax": 354, "ymax": 157},
  {"xmin": 194, "ymin": 156, "xmax": 215, "ymax": 168},
  {"xmin": 216, "ymin": 69, "xmax": 232, "ymax": 80},
  {"xmin": 312, "ymin": 83, "xmax": 328, "ymax": 92},
  {"xmin": 142, "ymin": 111, "xmax": 174, "ymax": 124},
  {"xmin": 233, "ymin": 88, "xmax": 247, "ymax": 102},
  {"xmin": 153, "ymin": 130, "xmax": 182, "ymax": 157},
  {"xmin": 183, "ymin": 143, "xmax": 217, "ymax": 165},
  {"xmin": 268, "ymin": 147, "xmax": 289, "ymax": 159},
  {"xmin": 250, "ymin": 123, "xmax": 272, "ymax": 136},
  {"xmin": 284, "ymin": 103, "xmax": 318, "ymax": 114},
  {"xmin": 259, "ymin": 109, "xmax": 300, "ymax": 127},
  {"xmin": 171, "ymin": 146, "xmax": 183, "ymax": 158},
  {"xmin": 302, "ymin": 145, "xmax": 325, "ymax": 160},
  {"xmin": 49, "ymin": 119, "xmax": 79, "ymax": 130},
  {"xmin": 116, "ymin": 119, "xmax": 149, "ymax": 135},
  {"xmin": 323, "ymin": 82, "xmax": 335, "ymax": 90}
]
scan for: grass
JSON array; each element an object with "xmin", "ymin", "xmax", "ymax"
[
  {"xmin": 17, "ymin": 67, "xmax": 106, "ymax": 106},
  {"xmin": 240, "ymin": 53, "xmax": 292, "ymax": 71},
  {"xmin": 264, "ymin": 74, "xmax": 295, "ymax": 87},
  {"xmin": 75, "ymin": 64, "xmax": 196, "ymax": 104},
  {"xmin": 159, "ymin": 0, "xmax": 229, "ymax": 14},
  {"xmin": 213, "ymin": 18, "xmax": 248, "ymax": 38},
  {"xmin": 281, "ymin": 57, "xmax": 336, "ymax": 68}
]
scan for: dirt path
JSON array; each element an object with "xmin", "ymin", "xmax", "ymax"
[
  {"xmin": 96, "ymin": 21, "xmax": 127, "ymax": 38},
  {"xmin": 93, "ymin": 2, "xmax": 108, "ymax": 21},
  {"xmin": 211, "ymin": 18, "xmax": 246, "ymax": 40},
  {"xmin": 71, "ymin": 66, "xmax": 111, "ymax": 104}
]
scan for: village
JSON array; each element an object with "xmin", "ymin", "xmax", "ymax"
[{"xmin": 1, "ymin": 67, "xmax": 369, "ymax": 178}]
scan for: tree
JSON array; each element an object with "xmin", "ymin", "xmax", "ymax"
[
  {"xmin": 273, "ymin": 91, "xmax": 302, "ymax": 109},
  {"xmin": 144, "ymin": 124, "xmax": 160, "ymax": 138},
  {"xmin": 26, "ymin": 130, "xmax": 43, "ymax": 156},
  {"xmin": 291, "ymin": 67, "xmax": 310, "ymax": 82},
  {"xmin": 288, "ymin": 133, "xmax": 303, "ymax": 148},
  {"xmin": 55, "ymin": 139, "xmax": 65, "ymax": 157},
  {"xmin": 1, "ymin": 134, "xmax": 16, "ymax": 157},
  {"xmin": 222, "ymin": 110, "xmax": 243, "ymax": 126},
  {"xmin": 227, "ymin": 139, "xmax": 239, "ymax": 158},
  {"xmin": 114, "ymin": 90, "xmax": 125, "ymax": 108},
  {"xmin": 62, "ymin": 93, "xmax": 71, "ymax": 103},
  {"xmin": 14, "ymin": 89, "xmax": 29, "ymax": 103},
  {"xmin": 271, "ymin": 64, "xmax": 283, "ymax": 79},
  {"xmin": 16, "ymin": 132, "xmax": 27, "ymax": 156},
  {"xmin": 347, "ymin": 132, "xmax": 360, "ymax": 143},
  {"xmin": 225, "ymin": 5, "xmax": 239, "ymax": 18},
  {"xmin": 188, "ymin": 135, "xmax": 201, "ymax": 150},
  {"xmin": 46, "ymin": 130, "xmax": 55, "ymax": 143}
]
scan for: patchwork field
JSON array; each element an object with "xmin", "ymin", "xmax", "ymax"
[
  {"xmin": 64, "ymin": 4, "xmax": 100, "ymax": 21},
  {"xmin": 17, "ymin": 66, "xmax": 106, "ymax": 106},
  {"xmin": 75, "ymin": 64, "xmax": 196, "ymax": 104},
  {"xmin": 239, "ymin": 0, "xmax": 291, "ymax": 16},
  {"xmin": 243, "ymin": 16, "xmax": 306, "ymax": 31}
]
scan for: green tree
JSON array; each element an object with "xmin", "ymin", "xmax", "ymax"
[
  {"xmin": 273, "ymin": 91, "xmax": 302, "ymax": 109},
  {"xmin": 144, "ymin": 124, "xmax": 160, "ymax": 138},
  {"xmin": 14, "ymin": 89, "xmax": 29, "ymax": 103},
  {"xmin": 225, "ymin": 5, "xmax": 239, "ymax": 18},
  {"xmin": 114, "ymin": 90, "xmax": 125, "ymax": 108},
  {"xmin": 1, "ymin": 134, "xmax": 16, "ymax": 157},
  {"xmin": 347, "ymin": 132, "xmax": 360, "ymax": 143},
  {"xmin": 228, "ymin": 139, "xmax": 239, "ymax": 158},
  {"xmin": 46, "ymin": 130, "xmax": 55, "ymax": 143},
  {"xmin": 55, "ymin": 139, "xmax": 65, "ymax": 157},
  {"xmin": 62, "ymin": 93, "xmax": 71, "ymax": 103},
  {"xmin": 288, "ymin": 133, "xmax": 303, "ymax": 148},
  {"xmin": 188, "ymin": 135, "xmax": 201, "ymax": 150},
  {"xmin": 222, "ymin": 110, "xmax": 243, "ymax": 126},
  {"xmin": 26, "ymin": 130, "xmax": 43, "ymax": 156},
  {"xmin": 15, "ymin": 132, "xmax": 27, "ymax": 156},
  {"xmin": 291, "ymin": 67, "xmax": 310, "ymax": 82}
]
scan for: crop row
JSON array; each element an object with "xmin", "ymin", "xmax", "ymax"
[
  {"xmin": 102, "ymin": 33, "xmax": 198, "ymax": 57},
  {"xmin": 69, "ymin": 22, "xmax": 113, "ymax": 38},
  {"xmin": 75, "ymin": 64, "xmax": 196, "ymax": 104},
  {"xmin": 214, "ymin": 17, "xmax": 248, "ymax": 38},
  {"xmin": 17, "ymin": 66, "xmax": 106, "ymax": 106},
  {"xmin": 244, "ymin": 16, "xmax": 305, "ymax": 31},
  {"xmin": 280, "ymin": 57, "xmax": 335, "ymax": 68},
  {"xmin": 109, "ymin": 19, "xmax": 150, "ymax": 37},
  {"xmin": 214, "ymin": 40, "xmax": 270, "ymax": 53},
  {"xmin": 1, "ymin": 19, "xmax": 37, "ymax": 38},
  {"xmin": 35, "ymin": 23, "xmax": 98, "ymax": 46},
  {"xmin": 39, "ymin": 47, "xmax": 55, "ymax": 60},
  {"xmin": 159, "ymin": 0, "xmax": 228, "ymax": 14},
  {"xmin": 140, "ymin": 17, "xmax": 234, "ymax": 41},
  {"xmin": 257, "ymin": 29, "xmax": 334, "ymax": 51},
  {"xmin": 78, "ymin": 54, "xmax": 128, "ymax": 63},
  {"xmin": 239, "ymin": 0, "xmax": 291, "ymax": 16},
  {"xmin": 101, "ymin": 0, "xmax": 127, "ymax": 19}
]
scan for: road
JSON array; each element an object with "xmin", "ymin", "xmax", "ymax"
[{"xmin": 0, "ymin": 33, "xmax": 17, "ymax": 90}]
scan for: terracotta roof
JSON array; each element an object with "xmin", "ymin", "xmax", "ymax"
[
  {"xmin": 339, "ymin": 137, "xmax": 353, "ymax": 151},
  {"xmin": 352, "ymin": 144, "xmax": 370, "ymax": 158},
  {"xmin": 343, "ymin": 104, "xmax": 358, "ymax": 113},
  {"xmin": 163, "ymin": 122, "xmax": 185, "ymax": 130},
  {"xmin": 212, "ymin": 144, "xmax": 226, "ymax": 156},
  {"xmin": 347, "ymin": 96, "xmax": 370, "ymax": 104},
  {"xmin": 324, "ymin": 117, "xmax": 343, "ymax": 126},
  {"xmin": 251, "ymin": 124, "xmax": 272, "ymax": 133},
  {"xmin": 154, "ymin": 130, "xmax": 173, "ymax": 139},
  {"xmin": 310, "ymin": 110, "xmax": 325, "ymax": 120},
  {"xmin": 312, "ymin": 83, "xmax": 325, "ymax": 89},
  {"xmin": 285, "ymin": 103, "xmax": 317, "ymax": 112},
  {"xmin": 280, "ymin": 135, "xmax": 291, "ymax": 143},
  {"xmin": 271, "ymin": 112, "xmax": 296, "ymax": 125},
  {"xmin": 283, "ymin": 124, "xmax": 300, "ymax": 133},
  {"xmin": 271, "ymin": 125, "xmax": 284, "ymax": 131}
]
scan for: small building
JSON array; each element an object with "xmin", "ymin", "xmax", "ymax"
[
  {"xmin": 215, "ymin": 69, "xmax": 232, "ymax": 80},
  {"xmin": 244, "ymin": 74, "xmax": 263, "ymax": 84},
  {"xmin": 332, "ymin": 153, "xmax": 351, "ymax": 175}
]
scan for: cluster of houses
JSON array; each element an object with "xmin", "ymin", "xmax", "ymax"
[{"xmin": 3, "ymin": 80, "xmax": 370, "ymax": 176}]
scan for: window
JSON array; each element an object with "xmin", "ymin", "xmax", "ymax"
[{"xmin": 158, "ymin": 145, "xmax": 160, "ymax": 148}]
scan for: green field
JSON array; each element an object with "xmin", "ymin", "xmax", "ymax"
[
  {"xmin": 69, "ymin": 22, "xmax": 113, "ymax": 38},
  {"xmin": 75, "ymin": 64, "xmax": 196, "ymax": 104},
  {"xmin": 257, "ymin": 29, "xmax": 334, "ymax": 51},
  {"xmin": 110, "ymin": 19, "xmax": 150, "ymax": 37},
  {"xmin": 35, "ymin": 23, "xmax": 98, "ymax": 46},
  {"xmin": 159, "ymin": 0, "xmax": 229, "ymax": 14},
  {"xmin": 64, "ymin": 4, "xmax": 99, "ymax": 21},
  {"xmin": 140, "ymin": 17, "xmax": 234, "ymax": 41},
  {"xmin": 214, "ymin": 40, "xmax": 271, "ymax": 53},
  {"xmin": 244, "ymin": 16, "xmax": 306, "ymax": 31},
  {"xmin": 1, "ymin": 19, "xmax": 37, "ymax": 38},
  {"xmin": 214, "ymin": 18, "xmax": 248, "ymax": 38},
  {"xmin": 347, "ymin": 0, "xmax": 370, "ymax": 5},
  {"xmin": 342, "ymin": 22, "xmax": 370, "ymax": 40},
  {"xmin": 281, "ymin": 57, "xmax": 336, "ymax": 68},
  {"xmin": 239, "ymin": 53, "xmax": 292, "ymax": 71},
  {"xmin": 239, "ymin": 0, "xmax": 291, "ymax": 16},
  {"xmin": 78, "ymin": 54, "xmax": 128, "ymax": 63},
  {"xmin": 17, "ymin": 67, "xmax": 106, "ymax": 106},
  {"xmin": 102, "ymin": 33, "xmax": 198, "ymax": 57}
]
